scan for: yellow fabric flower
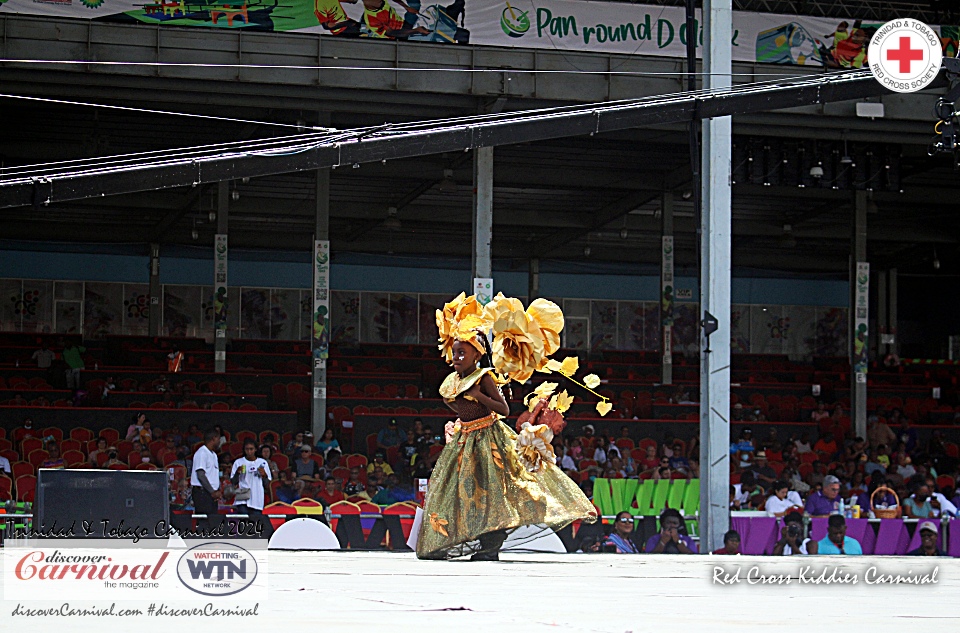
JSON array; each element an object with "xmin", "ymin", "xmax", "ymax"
[
  {"xmin": 515, "ymin": 422, "xmax": 556, "ymax": 473},
  {"xmin": 552, "ymin": 390, "xmax": 574, "ymax": 414},
  {"xmin": 526, "ymin": 298, "xmax": 564, "ymax": 356}
]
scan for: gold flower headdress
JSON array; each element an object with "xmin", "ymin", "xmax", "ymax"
[{"xmin": 436, "ymin": 292, "xmax": 486, "ymax": 362}]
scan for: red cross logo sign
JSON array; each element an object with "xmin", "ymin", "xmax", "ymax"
[{"xmin": 868, "ymin": 20, "xmax": 943, "ymax": 93}]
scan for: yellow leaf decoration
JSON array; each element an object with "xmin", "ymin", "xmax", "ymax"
[
  {"xmin": 596, "ymin": 400, "xmax": 613, "ymax": 417},
  {"xmin": 583, "ymin": 374, "xmax": 601, "ymax": 389},
  {"xmin": 534, "ymin": 381, "xmax": 559, "ymax": 399},
  {"xmin": 490, "ymin": 441, "xmax": 504, "ymax": 469},
  {"xmin": 429, "ymin": 512, "xmax": 450, "ymax": 537},
  {"xmin": 544, "ymin": 358, "xmax": 563, "ymax": 373},
  {"xmin": 558, "ymin": 356, "xmax": 579, "ymax": 377},
  {"xmin": 526, "ymin": 396, "xmax": 540, "ymax": 413},
  {"xmin": 553, "ymin": 390, "xmax": 574, "ymax": 414}
]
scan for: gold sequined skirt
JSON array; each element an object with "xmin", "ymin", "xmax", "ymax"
[{"xmin": 416, "ymin": 415, "xmax": 597, "ymax": 559}]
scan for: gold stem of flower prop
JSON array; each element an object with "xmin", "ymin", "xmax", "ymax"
[{"xmin": 540, "ymin": 357, "xmax": 612, "ymax": 416}]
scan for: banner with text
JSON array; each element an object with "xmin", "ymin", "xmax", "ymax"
[{"xmin": 1, "ymin": 0, "xmax": 956, "ymax": 67}]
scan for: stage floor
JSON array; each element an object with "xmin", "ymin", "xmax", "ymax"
[{"xmin": 3, "ymin": 551, "xmax": 958, "ymax": 630}]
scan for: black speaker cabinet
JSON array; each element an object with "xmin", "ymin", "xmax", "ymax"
[{"xmin": 37, "ymin": 469, "xmax": 170, "ymax": 539}]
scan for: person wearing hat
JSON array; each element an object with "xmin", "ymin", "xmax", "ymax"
[
  {"xmin": 745, "ymin": 450, "xmax": 777, "ymax": 486},
  {"xmin": 293, "ymin": 444, "xmax": 323, "ymax": 496},
  {"xmin": 377, "ymin": 418, "xmax": 405, "ymax": 451},
  {"xmin": 580, "ymin": 424, "xmax": 597, "ymax": 452},
  {"xmin": 366, "ymin": 451, "xmax": 395, "ymax": 477},
  {"xmin": 907, "ymin": 521, "xmax": 946, "ymax": 556}
]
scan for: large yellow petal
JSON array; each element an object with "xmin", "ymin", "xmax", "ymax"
[
  {"xmin": 558, "ymin": 356, "xmax": 579, "ymax": 377},
  {"xmin": 583, "ymin": 373, "xmax": 601, "ymax": 389},
  {"xmin": 527, "ymin": 298, "xmax": 564, "ymax": 334}
]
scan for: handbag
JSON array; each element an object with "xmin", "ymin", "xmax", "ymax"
[{"xmin": 233, "ymin": 487, "xmax": 252, "ymax": 501}]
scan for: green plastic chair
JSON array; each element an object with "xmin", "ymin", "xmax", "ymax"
[
  {"xmin": 651, "ymin": 479, "xmax": 671, "ymax": 515},
  {"xmin": 592, "ymin": 478, "xmax": 615, "ymax": 521},
  {"xmin": 610, "ymin": 479, "xmax": 638, "ymax": 514},
  {"xmin": 667, "ymin": 479, "xmax": 687, "ymax": 510},
  {"xmin": 681, "ymin": 479, "xmax": 700, "ymax": 515},
  {"xmin": 633, "ymin": 479, "xmax": 655, "ymax": 516}
]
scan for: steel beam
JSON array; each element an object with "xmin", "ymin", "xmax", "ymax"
[{"xmin": 0, "ymin": 69, "xmax": 897, "ymax": 209}]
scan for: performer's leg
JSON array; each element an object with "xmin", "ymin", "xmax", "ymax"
[{"xmin": 470, "ymin": 529, "xmax": 507, "ymax": 561}]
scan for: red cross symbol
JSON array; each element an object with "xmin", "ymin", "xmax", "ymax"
[{"xmin": 886, "ymin": 35, "xmax": 924, "ymax": 73}]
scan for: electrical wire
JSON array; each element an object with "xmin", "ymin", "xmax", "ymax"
[
  {"xmin": 0, "ymin": 68, "xmax": 874, "ymax": 185},
  {"xmin": 0, "ymin": 93, "xmax": 328, "ymax": 132}
]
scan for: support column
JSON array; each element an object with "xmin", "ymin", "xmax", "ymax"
[
  {"xmin": 877, "ymin": 270, "xmax": 887, "ymax": 358},
  {"xmin": 699, "ymin": 0, "xmax": 732, "ymax": 555},
  {"xmin": 528, "ymin": 257, "xmax": 540, "ymax": 303},
  {"xmin": 472, "ymin": 146, "xmax": 494, "ymax": 300},
  {"xmin": 661, "ymin": 192, "xmax": 674, "ymax": 385},
  {"xmin": 148, "ymin": 242, "xmax": 161, "ymax": 337},
  {"xmin": 851, "ymin": 190, "xmax": 869, "ymax": 440},
  {"xmin": 214, "ymin": 182, "xmax": 229, "ymax": 374},
  {"xmin": 312, "ymin": 160, "xmax": 331, "ymax": 439},
  {"xmin": 889, "ymin": 268, "xmax": 898, "ymax": 356}
]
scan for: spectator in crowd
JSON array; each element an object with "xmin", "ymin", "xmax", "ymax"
[
  {"xmin": 808, "ymin": 460, "xmax": 827, "ymax": 488},
  {"xmin": 732, "ymin": 471, "xmax": 763, "ymax": 509},
  {"xmin": 0, "ymin": 452, "xmax": 11, "ymax": 476},
  {"xmin": 805, "ymin": 474, "xmax": 842, "ymax": 516},
  {"xmin": 293, "ymin": 445, "xmax": 323, "ymax": 495},
  {"xmin": 103, "ymin": 449, "xmax": 123, "ymax": 469},
  {"xmin": 772, "ymin": 511, "xmax": 813, "ymax": 555},
  {"xmin": 316, "ymin": 476, "xmax": 345, "ymax": 507},
  {"xmin": 369, "ymin": 465, "xmax": 386, "ymax": 487},
  {"xmin": 259, "ymin": 445, "xmax": 280, "ymax": 480},
  {"xmin": 174, "ymin": 478, "xmax": 193, "ymax": 508},
  {"xmin": 316, "ymin": 428, "xmax": 340, "ymax": 457},
  {"xmin": 40, "ymin": 442, "xmax": 65, "ymax": 469},
  {"xmin": 399, "ymin": 430, "xmax": 419, "ymax": 465},
  {"xmin": 638, "ymin": 445, "xmax": 659, "ymax": 473},
  {"xmin": 731, "ymin": 428, "xmax": 754, "ymax": 468},
  {"xmin": 602, "ymin": 511, "xmax": 641, "ymax": 553},
  {"xmin": 343, "ymin": 467, "xmax": 365, "ymax": 496},
  {"xmin": 31, "ymin": 341, "xmax": 56, "ymax": 383},
  {"xmin": 372, "ymin": 473, "xmax": 416, "ymax": 505},
  {"xmin": 139, "ymin": 420, "xmax": 153, "ymax": 445},
  {"xmin": 794, "ymin": 432, "xmax": 812, "ymax": 454},
  {"xmin": 285, "ymin": 431, "xmax": 306, "ymax": 459},
  {"xmin": 645, "ymin": 508, "xmax": 697, "ymax": 554},
  {"xmin": 896, "ymin": 414, "xmax": 918, "ymax": 453},
  {"xmin": 356, "ymin": 480, "xmax": 382, "ymax": 502},
  {"xmin": 746, "ymin": 450, "xmax": 777, "ymax": 486},
  {"xmin": 867, "ymin": 415, "xmax": 896, "ymax": 452},
  {"xmin": 185, "ymin": 424, "xmax": 203, "ymax": 447},
  {"xmin": 166, "ymin": 424, "xmax": 183, "ymax": 446},
  {"xmin": 712, "ymin": 530, "xmax": 741, "ymax": 555},
  {"xmin": 558, "ymin": 445, "xmax": 578, "ymax": 472},
  {"xmin": 903, "ymin": 482, "xmax": 938, "ymax": 518},
  {"xmin": 367, "ymin": 451, "xmax": 395, "ymax": 477},
  {"xmin": 653, "ymin": 464, "xmax": 675, "ymax": 481},
  {"xmin": 864, "ymin": 448, "xmax": 887, "ymax": 477},
  {"xmin": 190, "ymin": 429, "xmax": 223, "ymax": 533},
  {"xmin": 907, "ymin": 521, "xmax": 946, "ymax": 556},
  {"xmin": 813, "ymin": 431, "xmax": 839, "ymax": 460},
  {"xmin": 62, "ymin": 341, "xmax": 86, "ymax": 390},
  {"xmin": 323, "ymin": 449, "xmax": 342, "ymax": 477},
  {"xmin": 844, "ymin": 437, "xmax": 867, "ymax": 463},
  {"xmin": 810, "ymin": 401, "xmax": 830, "ymax": 425},
  {"xmin": 411, "ymin": 443, "xmax": 434, "ymax": 479},
  {"xmin": 275, "ymin": 468, "xmax": 299, "ymax": 503},
  {"xmin": 593, "ymin": 436, "xmax": 611, "ymax": 465},
  {"xmin": 230, "ymin": 439, "xmax": 272, "ymax": 532},
  {"xmin": 212, "ymin": 425, "xmax": 228, "ymax": 448},
  {"xmin": 765, "ymin": 480, "xmax": 803, "ymax": 516},
  {"xmin": 815, "ymin": 514, "xmax": 862, "ymax": 555},
  {"xmin": 580, "ymin": 425, "xmax": 597, "ymax": 452},
  {"xmin": 260, "ymin": 433, "xmax": 280, "ymax": 456},
  {"xmin": 377, "ymin": 419, "xmax": 405, "ymax": 451},
  {"xmin": 896, "ymin": 454, "xmax": 916, "ymax": 480},
  {"xmin": 608, "ymin": 456, "xmax": 628, "ymax": 478},
  {"xmin": 88, "ymin": 438, "xmax": 109, "ymax": 466},
  {"xmin": 126, "ymin": 412, "xmax": 147, "ymax": 441}
]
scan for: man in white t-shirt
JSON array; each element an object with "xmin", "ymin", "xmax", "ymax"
[
  {"xmin": 190, "ymin": 429, "xmax": 223, "ymax": 533},
  {"xmin": 230, "ymin": 439, "xmax": 273, "ymax": 537}
]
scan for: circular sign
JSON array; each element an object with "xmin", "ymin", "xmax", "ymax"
[
  {"xmin": 868, "ymin": 19, "xmax": 943, "ymax": 93},
  {"xmin": 176, "ymin": 542, "xmax": 258, "ymax": 597}
]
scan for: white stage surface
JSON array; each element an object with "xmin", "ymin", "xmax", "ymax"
[{"xmin": 3, "ymin": 551, "xmax": 957, "ymax": 630}]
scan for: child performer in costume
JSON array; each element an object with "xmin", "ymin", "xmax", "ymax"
[{"xmin": 416, "ymin": 293, "xmax": 599, "ymax": 560}]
